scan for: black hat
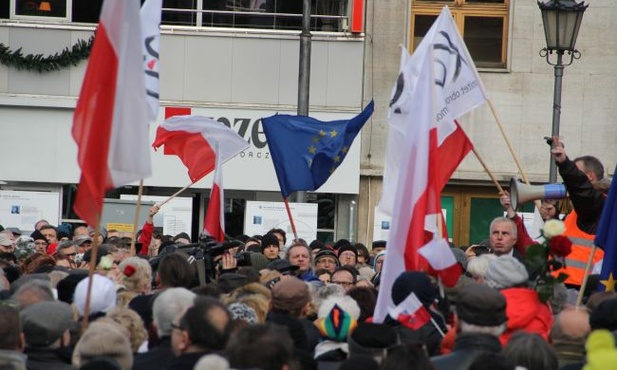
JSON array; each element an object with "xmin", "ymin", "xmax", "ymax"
[
  {"xmin": 217, "ymin": 273, "xmax": 249, "ymax": 294},
  {"xmin": 333, "ymin": 239, "xmax": 351, "ymax": 251},
  {"xmin": 31, "ymin": 230, "xmax": 47, "ymax": 242},
  {"xmin": 590, "ymin": 297, "xmax": 617, "ymax": 331},
  {"xmin": 456, "ymin": 284, "xmax": 507, "ymax": 326},
  {"xmin": 309, "ymin": 240, "xmax": 326, "ymax": 251},
  {"xmin": 267, "ymin": 259, "xmax": 300, "ymax": 274},
  {"xmin": 260, "ymin": 233, "xmax": 280, "ymax": 252},
  {"xmin": 391, "ymin": 271, "xmax": 436, "ymax": 308},
  {"xmin": 315, "ymin": 249, "xmax": 340, "ymax": 266},
  {"xmin": 348, "ymin": 322, "xmax": 398, "ymax": 359},
  {"xmin": 372, "ymin": 240, "xmax": 387, "ymax": 250},
  {"xmin": 337, "ymin": 244, "xmax": 358, "ymax": 260}
]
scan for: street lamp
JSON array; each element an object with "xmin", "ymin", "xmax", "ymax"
[{"xmin": 538, "ymin": 0, "xmax": 588, "ymax": 183}]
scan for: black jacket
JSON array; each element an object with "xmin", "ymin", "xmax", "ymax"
[
  {"xmin": 25, "ymin": 348, "xmax": 72, "ymax": 370},
  {"xmin": 133, "ymin": 337, "xmax": 174, "ymax": 370},
  {"xmin": 557, "ymin": 157, "xmax": 606, "ymax": 234},
  {"xmin": 431, "ymin": 333, "xmax": 502, "ymax": 370}
]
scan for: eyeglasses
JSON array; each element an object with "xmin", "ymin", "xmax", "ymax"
[{"xmin": 332, "ymin": 281, "xmax": 354, "ymax": 287}]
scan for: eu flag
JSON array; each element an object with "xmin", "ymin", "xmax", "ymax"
[
  {"xmin": 595, "ymin": 164, "xmax": 617, "ymax": 292},
  {"xmin": 262, "ymin": 101, "xmax": 374, "ymax": 198}
]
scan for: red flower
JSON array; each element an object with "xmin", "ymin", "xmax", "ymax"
[
  {"xmin": 549, "ymin": 235, "xmax": 573, "ymax": 257},
  {"xmin": 123, "ymin": 265, "xmax": 136, "ymax": 277}
]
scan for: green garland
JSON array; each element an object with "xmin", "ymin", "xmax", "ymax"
[{"xmin": 0, "ymin": 35, "xmax": 94, "ymax": 73}]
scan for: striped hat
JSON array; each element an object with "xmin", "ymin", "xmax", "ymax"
[{"xmin": 314, "ymin": 303, "xmax": 358, "ymax": 342}]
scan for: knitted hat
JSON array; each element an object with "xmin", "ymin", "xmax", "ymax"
[
  {"xmin": 74, "ymin": 274, "xmax": 117, "ymax": 316},
  {"xmin": 271, "ymin": 278, "xmax": 310, "ymax": 312},
  {"xmin": 391, "ymin": 271, "xmax": 436, "ymax": 308},
  {"xmin": 314, "ymin": 303, "xmax": 358, "ymax": 342},
  {"xmin": 337, "ymin": 244, "xmax": 358, "ymax": 260},
  {"xmin": 260, "ymin": 233, "xmax": 280, "ymax": 252},
  {"xmin": 228, "ymin": 302, "xmax": 258, "ymax": 325},
  {"xmin": 248, "ymin": 252, "xmax": 270, "ymax": 271},
  {"xmin": 31, "ymin": 230, "xmax": 47, "ymax": 242},
  {"xmin": 315, "ymin": 249, "xmax": 340, "ymax": 266},
  {"xmin": 583, "ymin": 330, "xmax": 617, "ymax": 370},
  {"xmin": 456, "ymin": 284, "xmax": 507, "ymax": 326},
  {"xmin": 20, "ymin": 301, "xmax": 74, "ymax": 347},
  {"xmin": 73, "ymin": 321, "xmax": 133, "ymax": 370},
  {"xmin": 484, "ymin": 256, "xmax": 529, "ymax": 290}
]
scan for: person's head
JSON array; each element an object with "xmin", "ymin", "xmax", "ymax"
[
  {"xmin": 75, "ymin": 235, "xmax": 93, "ymax": 254},
  {"xmin": 589, "ymin": 297, "xmax": 617, "ymax": 332},
  {"xmin": 103, "ymin": 308, "xmax": 149, "ymax": 353},
  {"xmin": 503, "ymin": 332, "xmax": 558, "ymax": 370},
  {"xmin": 55, "ymin": 240, "xmax": 78, "ymax": 269},
  {"xmin": 331, "ymin": 266, "xmax": 358, "ymax": 292},
  {"xmin": 354, "ymin": 243, "xmax": 370, "ymax": 265},
  {"xmin": 157, "ymin": 252, "xmax": 195, "ymax": 289},
  {"xmin": 574, "ymin": 155, "xmax": 604, "ymax": 182},
  {"xmin": 285, "ymin": 242, "xmax": 312, "ymax": 273},
  {"xmin": 391, "ymin": 271, "xmax": 437, "ymax": 309},
  {"xmin": 455, "ymin": 284, "xmax": 507, "ymax": 336},
  {"xmin": 338, "ymin": 244, "xmax": 358, "ymax": 267},
  {"xmin": 34, "ymin": 219, "xmax": 50, "ymax": 231},
  {"xmin": 118, "ymin": 257, "xmax": 152, "ymax": 294},
  {"xmin": 484, "ymin": 256, "xmax": 529, "ymax": 290},
  {"xmin": 73, "ymin": 225, "xmax": 89, "ymax": 239},
  {"xmin": 373, "ymin": 251, "xmax": 386, "ymax": 274},
  {"xmin": 315, "ymin": 295, "xmax": 360, "ymax": 342},
  {"xmin": 268, "ymin": 228, "xmax": 287, "ymax": 248},
  {"xmin": 466, "ymin": 254, "xmax": 499, "ymax": 284},
  {"xmin": 550, "ymin": 306, "xmax": 590, "ymax": 352},
  {"xmin": 0, "ymin": 305, "xmax": 24, "ymax": 351},
  {"xmin": 171, "ymin": 296, "xmax": 231, "ymax": 355},
  {"xmin": 39, "ymin": 225, "xmax": 58, "ymax": 244},
  {"xmin": 347, "ymin": 322, "xmax": 398, "ymax": 364},
  {"xmin": 315, "ymin": 269, "xmax": 332, "ymax": 284},
  {"xmin": 270, "ymin": 278, "xmax": 311, "ymax": 318},
  {"xmin": 74, "ymin": 274, "xmax": 117, "ymax": 317},
  {"xmin": 31, "ymin": 230, "xmax": 49, "ymax": 254},
  {"xmin": 0, "ymin": 232, "xmax": 16, "ymax": 253},
  {"xmin": 381, "ymin": 343, "xmax": 434, "ymax": 370},
  {"xmin": 346, "ymin": 286, "xmax": 377, "ymax": 323},
  {"xmin": 540, "ymin": 200, "xmax": 560, "ymax": 221},
  {"xmin": 371, "ymin": 240, "xmax": 386, "ymax": 256},
  {"xmin": 226, "ymin": 324, "xmax": 294, "ymax": 370},
  {"xmin": 314, "ymin": 249, "xmax": 340, "ymax": 273},
  {"xmin": 72, "ymin": 321, "xmax": 133, "ymax": 370},
  {"xmin": 20, "ymin": 301, "xmax": 74, "ymax": 349},
  {"xmin": 152, "ymin": 287, "xmax": 197, "ymax": 338},
  {"xmin": 488, "ymin": 217, "xmax": 517, "ymax": 256},
  {"xmin": 261, "ymin": 233, "xmax": 281, "ymax": 261},
  {"xmin": 11, "ymin": 279, "xmax": 54, "ymax": 309}
]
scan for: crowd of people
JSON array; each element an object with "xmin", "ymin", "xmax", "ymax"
[{"xmin": 0, "ymin": 140, "xmax": 615, "ymax": 370}]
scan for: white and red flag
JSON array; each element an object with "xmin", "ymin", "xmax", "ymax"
[
  {"xmin": 374, "ymin": 7, "xmax": 488, "ymax": 321},
  {"xmin": 418, "ymin": 238, "xmax": 462, "ymax": 287},
  {"xmin": 152, "ymin": 115, "xmax": 249, "ymax": 183},
  {"xmin": 387, "ymin": 292, "xmax": 432, "ymax": 330},
  {"xmin": 72, "ymin": 0, "xmax": 151, "ymax": 227},
  {"xmin": 204, "ymin": 145, "xmax": 226, "ymax": 241},
  {"xmin": 141, "ymin": 0, "xmax": 162, "ymax": 121}
]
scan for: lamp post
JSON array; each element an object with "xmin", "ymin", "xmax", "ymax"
[{"xmin": 538, "ymin": 0, "xmax": 588, "ymax": 183}]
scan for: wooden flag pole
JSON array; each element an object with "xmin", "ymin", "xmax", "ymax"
[
  {"xmin": 471, "ymin": 147, "xmax": 505, "ymax": 194},
  {"xmin": 158, "ymin": 181, "xmax": 195, "ymax": 207},
  {"xmin": 80, "ymin": 222, "xmax": 102, "ymax": 332},
  {"xmin": 576, "ymin": 244, "xmax": 597, "ymax": 307},
  {"xmin": 130, "ymin": 179, "xmax": 144, "ymax": 256},
  {"xmin": 283, "ymin": 197, "xmax": 299, "ymax": 241}
]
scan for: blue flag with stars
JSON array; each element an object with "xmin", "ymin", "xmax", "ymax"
[
  {"xmin": 595, "ymin": 164, "xmax": 617, "ymax": 292},
  {"xmin": 262, "ymin": 100, "xmax": 374, "ymax": 198}
]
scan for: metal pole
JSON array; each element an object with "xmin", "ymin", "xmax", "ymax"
[
  {"xmin": 296, "ymin": 0, "xmax": 312, "ymax": 203},
  {"xmin": 549, "ymin": 52, "xmax": 564, "ymax": 183}
]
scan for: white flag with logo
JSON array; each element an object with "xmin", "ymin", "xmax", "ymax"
[{"xmin": 141, "ymin": 0, "xmax": 162, "ymax": 121}]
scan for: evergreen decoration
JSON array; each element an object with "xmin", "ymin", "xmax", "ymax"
[{"xmin": 0, "ymin": 35, "xmax": 94, "ymax": 73}]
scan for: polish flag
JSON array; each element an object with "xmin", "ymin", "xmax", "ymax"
[
  {"xmin": 374, "ymin": 7, "xmax": 487, "ymax": 322},
  {"xmin": 387, "ymin": 292, "xmax": 431, "ymax": 330},
  {"xmin": 141, "ymin": 0, "xmax": 162, "ymax": 121},
  {"xmin": 72, "ymin": 0, "xmax": 151, "ymax": 227},
  {"xmin": 418, "ymin": 238, "xmax": 462, "ymax": 287},
  {"xmin": 152, "ymin": 115, "xmax": 249, "ymax": 183},
  {"xmin": 204, "ymin": 146, "xmax": 225, "ymax": 241}
]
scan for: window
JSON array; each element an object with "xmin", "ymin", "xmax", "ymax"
[
  {"xmin": 410, "ymin": 0, "xmax": 509, "ymax": 69},
  {"xmin": 11, "ymin": 0, "xmax": 69, "ymax": 20}
]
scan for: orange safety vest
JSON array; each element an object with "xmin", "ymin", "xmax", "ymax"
[{"xmin": 555, "ymin": 211, "xmax": 603, "ymax": 286}]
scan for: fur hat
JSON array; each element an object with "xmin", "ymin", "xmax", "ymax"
[
  {"xmin": 456, "ymin": 284, "xmax": 507, "ymax": 326},
  {"xmin": 74, "ymin": 274, "xmax": 117, "ymax": 316},
  {"xmin": 271, "ymin": 278, "xmax": 310, "ymax": 312},
  {"xmin": 73, "ymin": 321, "xmax": 133, "ymax": 370},
  {"xmin": 20, "ymin": 301, "xmax": 74, "ymax": 347},
  {"xmin": 228, "ymin": 303, "xmax": 258, "ymax": 325},
  {"xmin": 484, "ymin": 256, "xmax": 529, "ymax": 290}
]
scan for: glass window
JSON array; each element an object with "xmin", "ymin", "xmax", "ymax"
[
  {"xmin": 13, "ymin": 0, "xmax": 68, "ymax": 19},
  {"xmin": 410, "ymin": 0, "xmax": 509, "ymax": 69}
]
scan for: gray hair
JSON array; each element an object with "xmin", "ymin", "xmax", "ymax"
[
  {"xmin": 489, "ymin": 217, "xmax": 517, "ymax": 239},
  {"xmin": 152, "ymin": 287, "xmax": 196, "ymax": 337},
  {"xmin": 11, "ymin": 279, "xmax": 54, "ymax": 308}
]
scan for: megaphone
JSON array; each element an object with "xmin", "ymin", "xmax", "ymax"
[{"xmin": 509, "ymin": 178, "xmax": 567, "ymax": 210}]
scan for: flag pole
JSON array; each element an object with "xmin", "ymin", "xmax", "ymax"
[
  {"xmin": 81, "ymin": 221, "xmax": 102, "ymax": 332},
  {"xmin": 283, "ymin": 198, "xmax": 299, "ymax": 241},
  {"xmin": 471, "ymin": 147, "xmax": 505, "ymax": 194},
  {"xmin": 130, "ymin": 179, "xmax": 145, "ymax": 255},
  {"xmin": 576, "ymin": 244, "xmax": 597, "ymax": 306},
  {"xmin": 158, "ymin": 181, "xmax": 195, "ymax": 207}
]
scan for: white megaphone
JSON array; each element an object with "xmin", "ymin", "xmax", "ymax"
[{"xmin": 509, "ymin": 178, "xmax": 567, "ymax": 210}]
